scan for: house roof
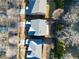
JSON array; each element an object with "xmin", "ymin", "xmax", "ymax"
[
  {"xmin": 26, "ymin": 0, "xmax": 47, "ymax": 15},
  {"xmin": 28, "ymin": 19, "xmax": 49, "ymax": 36},
  {"xmin": 32, "ymin": 0, "xmax": 47, "ymax": 14},
  {"xmin": 26, "ymin": 39, "xmax": 42, "ymax": 59}
]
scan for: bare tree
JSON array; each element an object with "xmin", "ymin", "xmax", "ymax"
[{"xmin": 59, "ymin": 4, "xmax": 79, "ymax": 46}]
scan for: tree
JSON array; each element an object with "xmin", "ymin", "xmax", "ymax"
[
  {"xmin": 52, "ymin": 8, "xmax": 64, "ymax": 20},
  {"xmin": 62, "ymin": 4, "xmax": 79, "ymax": 46},
  {"xmin": 54, "ymin": 39, "xmax": 65, "ymax": 59},
  {"xmin": 55, "ymin": 0, "xmax": 64, "ymax": 9}
]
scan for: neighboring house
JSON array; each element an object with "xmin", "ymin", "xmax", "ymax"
[
  {"xmin": 8, "ymin": 36, "xmax": 18, "ymax": 45},
  {"xmin": 6, "ymin": 46, "xmax": 17, "ymax": 58},
  {"xmin": 7, "ymin": 8, "xmax": 19, "ymax": 18},
  {"xmin": 25, "ymin": 38, "xmax": 43, "ymax": 59},
  {"xmin": 28, "ymin": 19, "xmax": 49, "ymax": 36},
  {"xmin": 0, "ymin": 16, "xmax": 8, "ymax": 32},
  {"xmin": 0, "ymin": 26, "xmax": 8, "ymax": 32},
  {"xmin": 0, "ymin": 12, "xmax": 7, "ymax": 17},
  {"xmin": 9, "ymin": 21, "xmax": 17, "ymax": 28},
  {"xmin": 26, "ymin": 0, "xmax": 47, "ymax": 15},
  {"xmin": 0, "ymin": 48, "xmax": 6, "ymax": 57},
  {"xmin": 7, "ymin": 0, "xmax": 17, "ymax": 8},
  {"xmin": 0, "ymin": 0, "xmax": 8, "ymax": 11}
]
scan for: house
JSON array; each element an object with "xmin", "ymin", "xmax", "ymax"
[
  {"xmin": 26, "ymin": 0, "xmax": 47, "ymax": 15},
  {"xmin": 28, "ymin": 19, "xmax": 49, "ymax": 37},
  {"xmin": 0, "ymin": 17, "xmax": 8, "ymax": 33},
  {"xmin": 0, "ymin": 0, "xmax": 8, "ymax": 12},
  {"xmin": 25, "ymin": 38, "xmax": 43, "ymax": 59},
  {"xmin": 0, "ymin": 48, "xmax": 6, "ymax": 57}
]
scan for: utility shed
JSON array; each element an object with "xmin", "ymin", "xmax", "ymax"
[
  {"xmin": 26, "ymin": 0, "xmax": 47, "ymax": 15},
  {"xmin": 28, "ymin": 19, "xmax": 49, "ymax": 36}
]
